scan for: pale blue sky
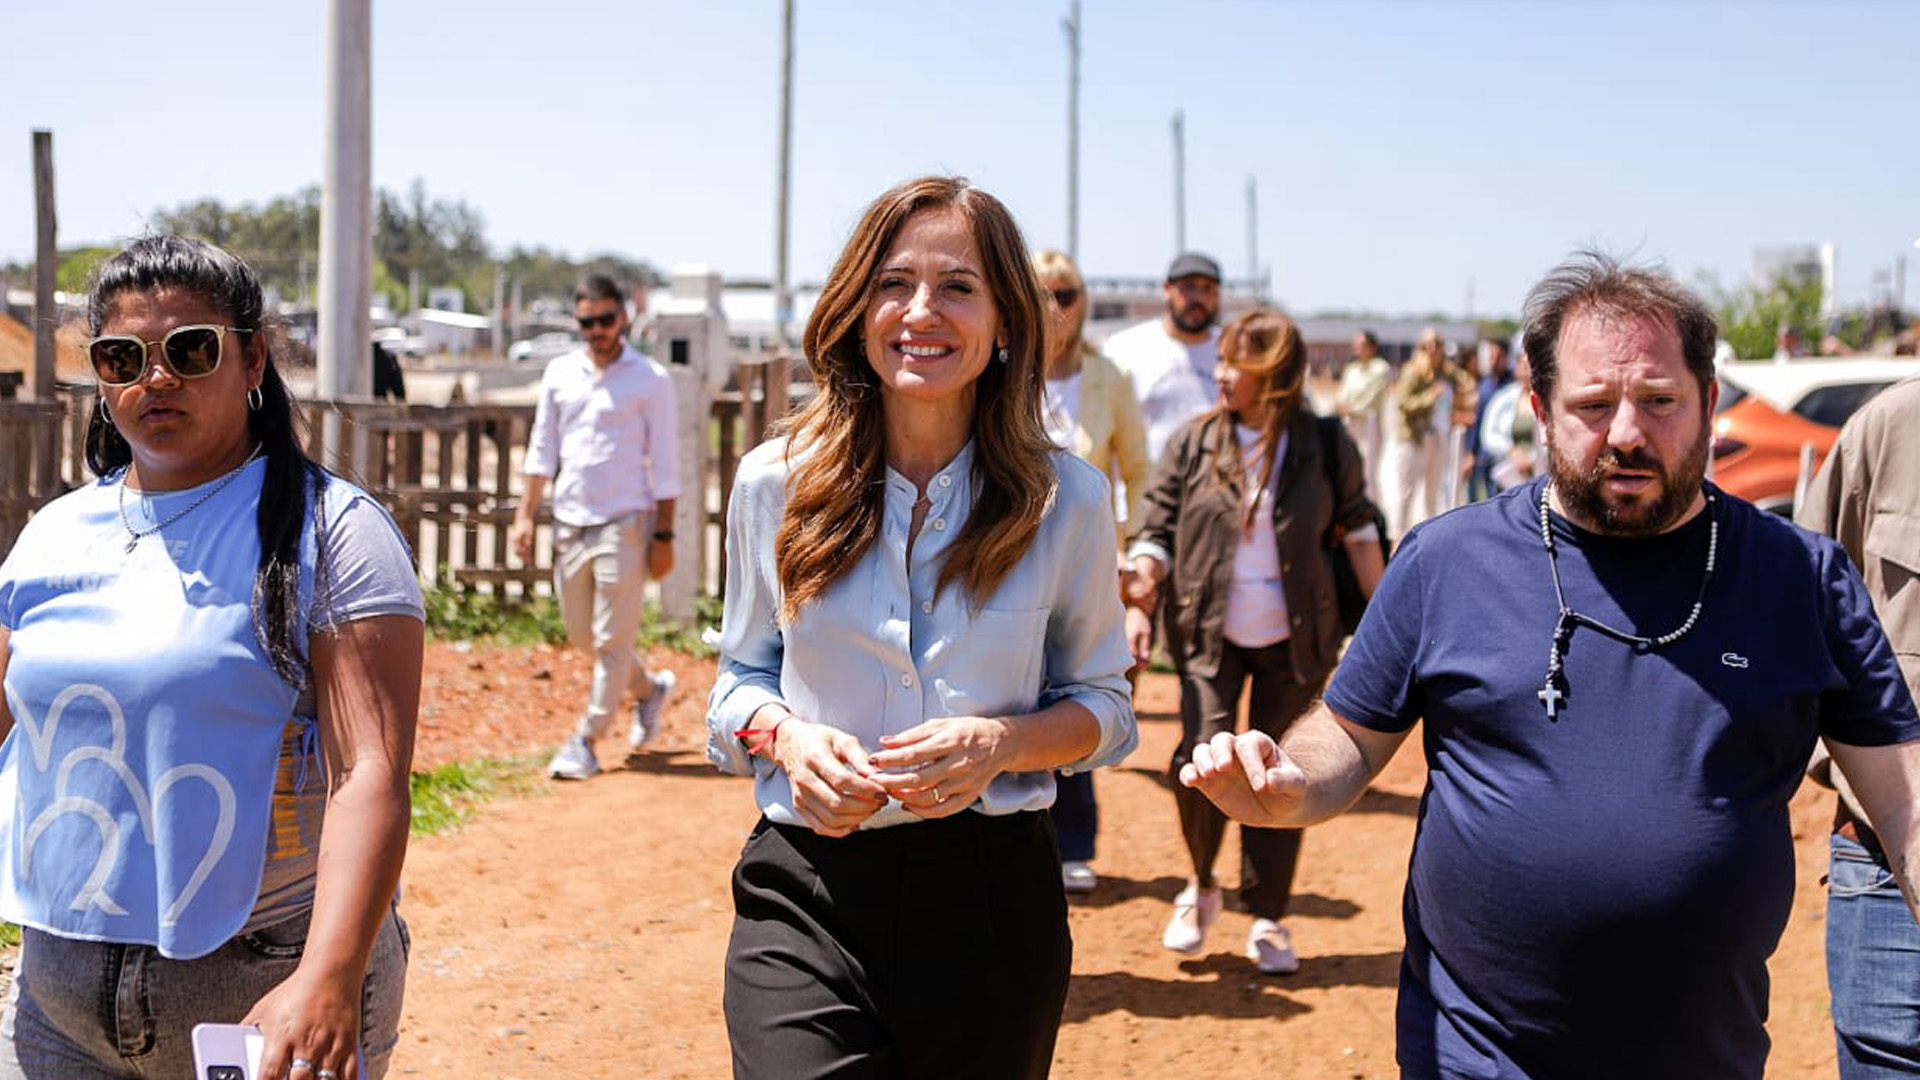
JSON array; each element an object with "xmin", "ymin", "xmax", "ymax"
[{"xmin": 3, "ymin": 0, "xmax": 1915, "ymax": 318}]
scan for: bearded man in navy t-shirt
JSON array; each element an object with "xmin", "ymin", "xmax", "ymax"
[{"xmin": 1181, "ymin": 250, "xmax": 1920, "ymax": 1080}]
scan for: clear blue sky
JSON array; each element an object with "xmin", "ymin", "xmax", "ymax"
[{"xmin": 3, "ymin": 0, "xmax": 1915, "ymax": 319}]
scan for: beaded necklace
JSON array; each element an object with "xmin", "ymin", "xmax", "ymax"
[
  {"xmin": 1535, "ymin": 483, "xmax": 1718, "ymax": 720},
  {"xmin": 118, "ymin": 445, "xmax": 264, "ymax": 553}
]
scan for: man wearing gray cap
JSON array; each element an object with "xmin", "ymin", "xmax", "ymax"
[{"xmin": 1102, "ymin": 252, "xmax": 1225, "ymax": 462}]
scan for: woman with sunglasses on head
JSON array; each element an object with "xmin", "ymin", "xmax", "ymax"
[
  {"xmin": 1124, "ymin": 308, "xmax": 1384, "ymax": 975},
  {"xmin": 1030, "ymin": 249, "xmax": 1150, "ymax": 895},
  {"xmin": 708, "ymin": 177, "xmax": 1136, "ymax": 1079},
  {"xmin": 0, "ymin": 235, "xmax": 423, "ymax": 1080}
]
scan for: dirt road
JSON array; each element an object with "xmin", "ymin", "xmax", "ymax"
[{"xmin": 390, "ymin": 641, "xmax": 1842, "ymax": 1078}]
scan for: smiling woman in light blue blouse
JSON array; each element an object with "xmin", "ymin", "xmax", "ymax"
[{"xmin": 707, "ymin": 176, "xmax": 1137, "ymax": 1080}]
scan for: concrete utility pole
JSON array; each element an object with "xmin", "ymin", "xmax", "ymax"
[
  {"xmin": 1245, "ymin": 175, "xmax": 1258, "ymax": 301},
  {"xmin": 1818, "ymin": 241, "xmax": 1837, "ymax": 321},
  {"xmin": 30, "ymin": 131, "xmax": 56, "ymax": 403},
  {"xmin": 491, "ymin": 266, "xmax": 506, "ymax": 362},
  {"xmin": 1171, "ymin": 110, "xmax": 1186, "ymax": 254},
  {"xmin": 1063, "ymin": 1, "xmax": 1081, "ymax": 260},
  {"xmin": 317, "ymin": 0, "xmax": 372, "ymax": 466},
  {"xmin": 768, "ymin": 0, "xmax": 795, "ymax": 427}
]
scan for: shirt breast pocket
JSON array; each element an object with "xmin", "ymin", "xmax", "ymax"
[
  {"xmin": 1865, "ymin": 509, "xmax": 1920, "ymax": 656},
  {"xmin": 935, "ymin": 606, "xmax": 1050, "ymax": 719}
]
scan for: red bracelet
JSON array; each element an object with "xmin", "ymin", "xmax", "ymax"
[{"xmin": 734, "ymin": 715, "xmax": 788, "ymax": 757}]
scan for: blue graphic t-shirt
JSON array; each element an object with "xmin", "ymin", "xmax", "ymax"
[
  {"xmin": 0, "ymin": 460, "xmax": 421, "ymax": 959},
  {"xmin": 1325, "ymin": 478, "xmax": 1920, "ymax": 1080}
]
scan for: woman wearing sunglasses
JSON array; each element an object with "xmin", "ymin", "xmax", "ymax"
[
  {"xmin": 708, "ymin": 177, "xmax": 1136, "ymax": 1079},
  {"xmin": 1125, "ymin": 308, "xmax": 1384, "ymax": 975},
  {"xmin": 0, "ymin": 235, "xmax": 423, "ymax": 1079},
  {"xmin": 1030, "ymin": 248, "xmax": 1149, "ymax": 895}
]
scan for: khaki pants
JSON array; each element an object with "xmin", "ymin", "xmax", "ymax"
[{"xmin": 553, "ymin": 509, "xmax": 656, "ymax": 739}]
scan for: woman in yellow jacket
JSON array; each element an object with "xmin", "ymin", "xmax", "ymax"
[{"xmin": 1033, "ymin": 249, "xmax": 1150, "ymax": 893}]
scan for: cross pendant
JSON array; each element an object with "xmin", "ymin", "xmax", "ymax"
[{"xmin": 1537, "ymin": 682, "xmax": 1564, "ymax": 720}]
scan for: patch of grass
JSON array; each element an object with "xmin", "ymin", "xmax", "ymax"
[
  {"xmin": 410, "ymin": 755, "xmax": 544, "ymax": 836},
  {"xmin": 422, "ymin": 582, "xmax": 720, "ymax": 657},
  {"xmin": 422, "ymin": 583, "xmax": 567, "ymax": 645},
  {"xmin": 0, "ymin": 922, "xmax": 17, "ymax": 948},
  {"xmin": 636, "ymin": 594, "xmax": 721, "ymax": 658}
]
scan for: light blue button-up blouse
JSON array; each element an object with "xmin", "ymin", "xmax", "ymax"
[{"xmin": 706, "ymin": 437, "xmax": 1138, "ymax": 830}]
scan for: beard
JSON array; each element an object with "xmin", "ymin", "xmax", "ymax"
[
  {"xmin": 1545, "ymin": 419, "xmax": 1710, "ymax": 537},
  {"xmin": 1168, "ymin": 300, "xmax": 1216, "ymax": 335}
]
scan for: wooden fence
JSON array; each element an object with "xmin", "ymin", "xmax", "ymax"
[{"xmin": 0, "ymin": 362, "xmax": 784, "ymax": 598}]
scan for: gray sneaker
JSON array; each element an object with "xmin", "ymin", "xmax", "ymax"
[
  {"xmin": 630, "ymin": 669, "xmax": 676, "ymax": 749},
  {"xmin": 547, "ymin": 735, "xmax": 600, "ymax": 780}
]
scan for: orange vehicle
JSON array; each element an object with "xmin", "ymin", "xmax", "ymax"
[{"xmin": 1709, "ymin": 358, "xmax": 1917, "ymax": 514}]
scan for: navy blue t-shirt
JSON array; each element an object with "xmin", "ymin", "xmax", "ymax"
[{"xmin": 1325, "ymin": 477, "xmax": 1919, "ymax": 1080}]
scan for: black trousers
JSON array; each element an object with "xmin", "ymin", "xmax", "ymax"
[
  {"xmin": 1168, "ymin": 638, "xmax": 1324, "ymax": 920},
  {"xmin": 724, "ymin": 811, "xmax": 1071, "ymax": 1080}
]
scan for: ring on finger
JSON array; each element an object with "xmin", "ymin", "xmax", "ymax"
[
  {"xmin": 316, "ymin": 1071, "xmax": 339, "ymax": 1079},
  {"xmin": 932, "ymin": 786, "xmax": 943, "ymax": 803},
  {"xmin": 290, "ymin": 1060, "xmax": 315, "ymax": 1073}
]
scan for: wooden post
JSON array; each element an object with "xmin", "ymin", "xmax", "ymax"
[{"xmin": 30, "ymin": 131, "xmax": 56, "ymax": 403}]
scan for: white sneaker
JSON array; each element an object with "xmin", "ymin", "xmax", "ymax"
[
  {"xmin": 1247, "ymin": 918, "xmax": 1299, "ymax": 974},
  {"xmin": 547, "ymin": 735, "xmax": 600, "ymax": 781},
  {"xmin": 629, "ymin": 669, "xmax": 676, "ymax": 749},
  {"xmin": 1161, "ymin": 883, "xmax": 1223, "ymax": 954},
  {"xmin": 1061, "ymin": 861, "xmax": 1098, "ymax": 893}
]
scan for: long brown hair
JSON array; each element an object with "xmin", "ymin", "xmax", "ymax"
[
  {"xmin": 1202, "ymin": 308, "xmax": 1307, "ymax": 529},
  {"xmin": 775, "ymin": 176, "xmax": 1055, "ymax": 621}
]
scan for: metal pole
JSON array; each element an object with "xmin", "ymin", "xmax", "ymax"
[
  {"xmin": 1171, "ymin": 110, "xmax": 1186, "ymax": 254},
  {"xmin": 768, "ymin": 0, "xmax": 795, "ymax": 429},
  {"xmin": 491, "ymin": 265, "xmax": 506, "ymax": 363},
  {"xmin": 30, "ymin": 131, "xmax": 56, "ymax": 403},
  {"xmin": 1063, "ymin": 1, "xmax": 1080, "ymax": 261},
  {"xmin": 318, "ymin": 0, "xmax": 373, "ymax": 468},
  {"xmin": 1245, "ymin": 175, "xmax": 1258, "ymax": 302}
]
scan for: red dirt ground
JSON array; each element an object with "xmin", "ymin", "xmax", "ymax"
[{"xmin": 389, "ymin": 640, "xmax": 1845, "ymax": 1079}]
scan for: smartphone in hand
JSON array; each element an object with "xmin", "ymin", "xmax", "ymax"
[{"xmin": 190, "ymin": 1023, "xmax": 262, "ymax": 1080}]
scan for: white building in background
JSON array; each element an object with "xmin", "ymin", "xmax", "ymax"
[
  {"xmin": 1751, "ymin": 242, "xmax": 1836, "ymax": 317},
  {"xmin": 414, "ymin": 308, "xmax": 491, "ymax": 354}
]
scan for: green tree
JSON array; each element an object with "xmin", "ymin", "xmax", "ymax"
[
  {"xmin": 138, "ymin": 183, "xmax": 659, "ymax": 319},
  {"xmin": 153, "ymin": 188, "xmax": 320, "ymax": 301},
  {"xmin": 374, "ymin": 179, "xmax": 490, "ymax": 309},
  {"xmin": 55, "ymin": 247, "xmax": 116, "ymax": 294},
  {"xmin": 1702, "ymin": 268, "xmax": 1824, "ymax": 361}
]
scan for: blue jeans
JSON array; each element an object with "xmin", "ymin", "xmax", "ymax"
[
  {"xmin": 1828, "ymin": 831, "xmax": 1920, "ymax": 1079},
  {"xmin": 0, "ymin": 904, "xmax": 409, "ymax": 1079},
  {"xmin": 1051, "ymin": 769, "xmax": 1097, "ymax": 863}
]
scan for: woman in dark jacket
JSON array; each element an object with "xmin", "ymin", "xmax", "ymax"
[{"xmin": 1124, "ymin": 308, "xmax": 1384, "ymax": 974}]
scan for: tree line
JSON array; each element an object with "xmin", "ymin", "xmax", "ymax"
[{"xmin": 4, "ymin": 180, "xmax": 660, "ymax": 316}]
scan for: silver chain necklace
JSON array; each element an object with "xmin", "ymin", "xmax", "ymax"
[
  {"xmin": 118, "ymin": 445, "xmax": 264, "ymax": 553},
  {"xmin": 1536, "ymin": 483, "xmax": 1718, "ymax": 720}
]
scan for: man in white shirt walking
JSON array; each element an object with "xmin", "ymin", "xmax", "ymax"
[
  {"xmin": 1102, "ymin": 252, "xmax": 1224, "ymax": 463},
  {"xmin": 511, "ymin": 274, "xmax": 681, "ymax": 780}
]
